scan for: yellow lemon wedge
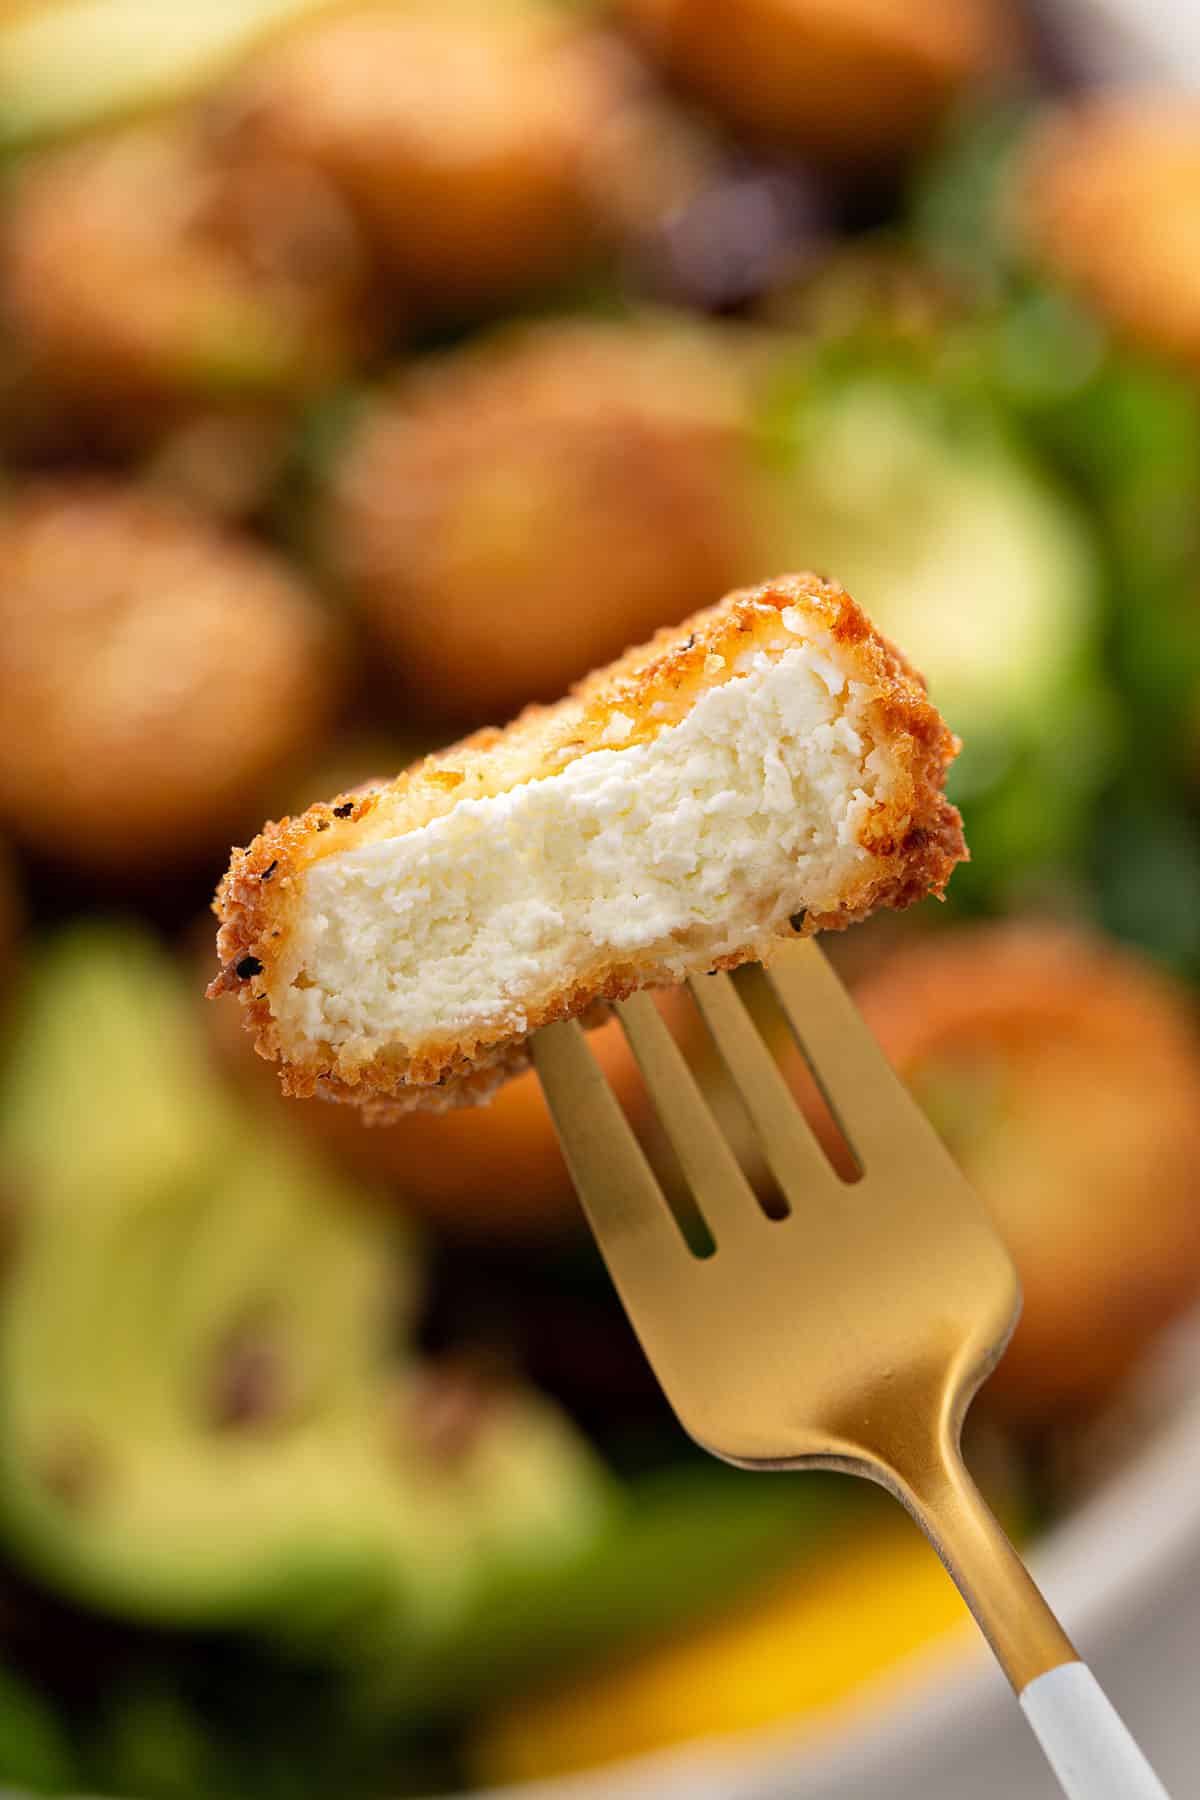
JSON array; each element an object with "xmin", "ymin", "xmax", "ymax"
[{"xmin": 474, "ymin": 1515, "xmax": 973, "ymax": 1785}]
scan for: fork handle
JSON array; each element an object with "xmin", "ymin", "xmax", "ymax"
[
  {"xmin": 894, "ymin": 1440, "xmax": 1171, "ymax": 1796},
  {"xmin": 1020, "ymin": 1662, "xmax": 1171, "ymax": 1799}
]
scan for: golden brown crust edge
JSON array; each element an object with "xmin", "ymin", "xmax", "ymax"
[{"xmin": 210, "ymin": 574, "xmax": 965, "ymax": 1112}]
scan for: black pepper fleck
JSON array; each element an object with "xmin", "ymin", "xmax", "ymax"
[
  {"xmin": 40, "ymin": 1434, "xmax": 105, "ymax": 1510},
  {"xmin": 259, "ymin": 860, "xmax": 278, "ymax": 882},
  {"xmin": 211, "ymin": 1319, "xmax": 289, "ymax": 1431},
  {"xmin": 332, "ymin": 802, "xmax": 354, "ymax": 818},
  {"xmin": 235, "ymin": 955, "xmax": 263, "ymax": 980},
  {"xmin": 682, "ymin": 634, "xmax": 697, "ymax": 651}
]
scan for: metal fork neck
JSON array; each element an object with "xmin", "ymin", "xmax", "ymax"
[{"xmin": 875, "ymin": 1426, "xmax": 1077, "ymax": 1695}]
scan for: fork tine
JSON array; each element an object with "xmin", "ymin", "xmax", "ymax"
[
  {"xmin": 686, "ymin": 970, "xmax": 844, "ymax": 1211},
  {"xmin": 531, "ymin": 1019, "xmax": 693, "ymax": 1312},
  {"xmin": 616, "ymin": 990, "xmax": 765, "ymax": 1242},
  {"xmin": 759, "ymin": 939, "xmax": 949, "ymax": 1169}
]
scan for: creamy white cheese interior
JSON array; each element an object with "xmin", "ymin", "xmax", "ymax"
[{"xmin": 274, "ymin": 634, "xmax": 894, "ymax": 1057}]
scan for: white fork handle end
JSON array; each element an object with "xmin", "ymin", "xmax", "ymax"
[{"xmin": 1020, "ymin": 1661, "xmax": 1171, "ymax": 1799}]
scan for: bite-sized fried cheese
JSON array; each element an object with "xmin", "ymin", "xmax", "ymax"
[
  {"xmin": 1015, "ymin": 97, "xmax": 1200, "ymax": 369},
  {"xmin": 211, "ymin": 577, "xmax": 964, "ymax": 1111}
]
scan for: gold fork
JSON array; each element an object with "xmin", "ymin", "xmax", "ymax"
[{"xmin": 532, "ymin": 939, "xmax": 1169, "ymax": 1800}]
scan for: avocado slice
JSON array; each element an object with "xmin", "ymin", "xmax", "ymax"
[
  {"xmin": 0, "ymin": 0, "xmax": 352, "ymax": 151},
  {"xmin": 764, "ymin": 368, "xmax": 1097, "ymax": 737},
  {"xmin": 759, "ymin": 357, "xmax": 1110, "ymax": 901},
  {"xmin": 0, "ymin": 928, "xmax": 858, "ymax": 1727},
  {"xmin": 0, "ymin": 0, "xmax": 601, "ymax": 153},
  {"xmin": 0, "ymin": 926, "xmax": 613, "ymax": 1647}
]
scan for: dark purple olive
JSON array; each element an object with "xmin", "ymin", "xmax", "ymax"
[{"xmin": 632, "ymin": 159, "xmax": 831, "ymax": 314}]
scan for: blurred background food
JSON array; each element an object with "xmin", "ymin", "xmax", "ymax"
[
  {"xmin": 325, "ymin": 316, "xmax": 764, "ymax": 717},
  {"xmin": 851, "ymin": 925, "xmax": 1200, "ymax": 1417},
  {"xmin": 616, "ymin": 0, "xmax": 1021, "ymax": 163},
  {"xmin": 1014, "ymin": 96, "xmax": 1200, "ymax": 370},
  {"xmin": 1, "ymin": 116, "xmax": 373, "ymax": 450},
  {"xmin": 214, "ymin": 0, "xmax": 702, "ymax": 316},
  {"xmin": 1, "ymin": 2, "xmax": 1200, "ymax": 1796},
  {"xmin": 0, "ymin": 481, "xmax": 344, "ymax": 877}
]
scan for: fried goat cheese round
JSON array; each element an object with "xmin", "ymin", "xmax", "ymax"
[
  {"xmin": 326, "ymin": 318, "xmax": 763, "ymax": 721},
  {"xmin": 617, "ymin": 0, "xmax": 1017, "ymax": 165},
  {"xmin": 0, "ymin": 483, "xmax": 343, "ymax": 875},
  {"xmin": 1014, "ymin": 96, "xmax": 1200, "ymax": 370},
  {"xmin": 211, "ymin": 576, "xmax": 965, "ymax": 1113},
  {"xmin": 218, "ymin": 0, "xmax": 665, "ymax": 312},
  {"xmin": 1, "ymin": 117, "xmax": 371, "ymax": 434},
  {"xmin": 854, "ymin": 924, "xmax": 1200, "ymax": 1420}
]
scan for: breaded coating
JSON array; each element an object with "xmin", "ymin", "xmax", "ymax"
[
  {"xmin": 855, "ymin": 925, "xmax": 1200, "ymax": 1418},
  {"xmin": 0, "ymin": 482, "xmax": 343, "ymax": 874},
  {"xmin": 218, "ymin": 0, "xmax": 678, "ymax": 311},
  {"xmin": 326, "ymin": 317, "xmax": 764, "ymax": 720},
  {"xmin": 212, "ymin": 575, "xmax": 964, "ymax": 1112},
  {"xmin": 1015, "ymin": 96, "xmax": 1200, "ymax": 369},
  {"xmin": 618, "ymin": 0, "xmax": 1017, "ymax": 164},
  {"xmin": 206, "ymin": 951, "xmax": 643, "ymax": 1241},
  {"xmin": 1, "ymin": 117, "xmax": 372, "ymax": 436}
]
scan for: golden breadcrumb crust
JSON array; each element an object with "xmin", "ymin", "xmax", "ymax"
[
  {"xmin": 211, "ymin": 574, "xmax": 964, "ymax": 1111},
  {"xmin": 1014, "ymin": 97, "xmax": 1200, "ymax": 369}
]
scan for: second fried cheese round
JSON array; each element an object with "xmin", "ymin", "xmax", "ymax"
[
  {"xmin": 1015, "ymin": 96, "xmax": 1200, "ymax": 370},
  {"xmin": 853, "ymin": 923, "xmax": 1200, "ymax": 1419},
  {"xmin": 0, "ymin": 482, "xmax": 344, "ymax": 874},
  {"xmin": 219, "ymin": 0, "xmax": 664, "ymax": 311},
  {"xmin": 326, "ymin": 319, "xmax": 765, "ymax": 720},
  {"xmin": 2, "ymin": 117, "xmax": 372, "ymax": 436},
  {"xmin": 618, "ymin": 0, "xmax": 1016, "ymax": 164}
]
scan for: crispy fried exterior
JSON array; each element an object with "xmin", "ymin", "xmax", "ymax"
[
  {"xmin": 211, "ymin": 575, "xmax": 964, "ymax": 1111},
  {"xmin": 1014, "ymin": 96, "xmax": 1200, "ymax": 369}
]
